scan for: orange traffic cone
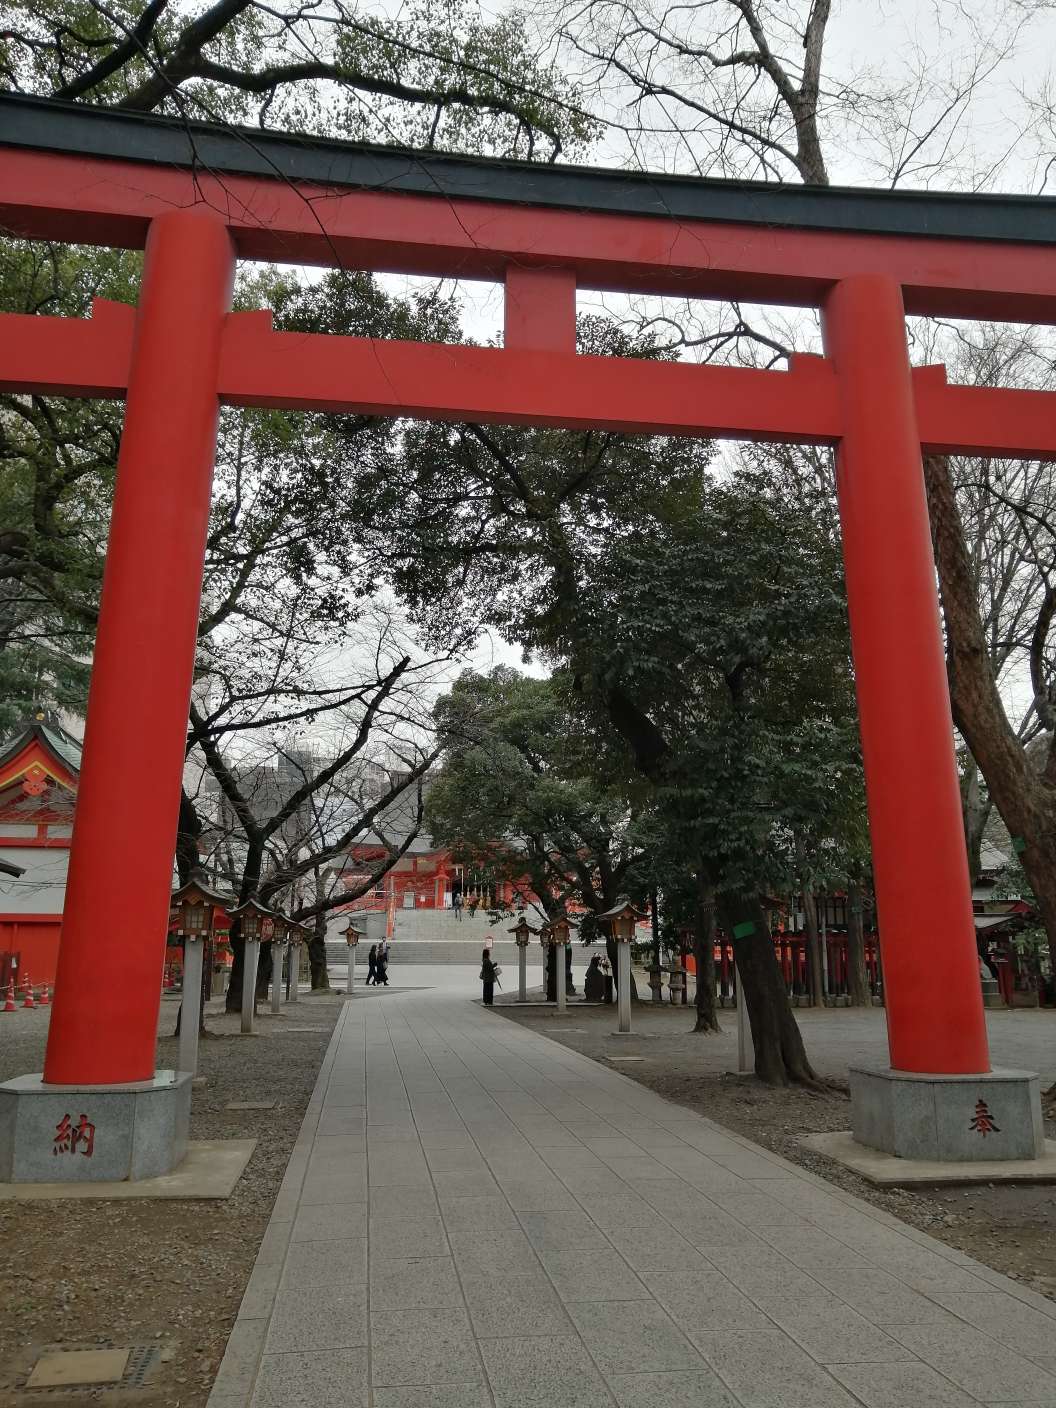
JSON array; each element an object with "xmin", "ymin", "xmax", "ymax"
[
  {"xmin": 22, "ymin": 974, "xmax": 34, "ymax": 1009},
  {"xmin": 38, "ymin": 982, "xmax": 50, "ymax": 1007},
  {"xmin": 2, "ymin": 978, "xmax": 15, "ymax": 1013}
]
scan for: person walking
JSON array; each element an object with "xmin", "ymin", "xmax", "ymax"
[
  {"xmin": 480, "ymin": 947, "xmax": 498, "ymax": 1005},
  {"xmin": 376, "ymin": 944, "xmax": 389, "ymax": 987},
  {"xmin": 366, "ymin": 944, "xmax": 378, "ymax": 986}
]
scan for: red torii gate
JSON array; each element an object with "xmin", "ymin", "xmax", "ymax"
[{"xmin": 2, "ymin": 95, "xmax": 1055, "ymax": 1097}]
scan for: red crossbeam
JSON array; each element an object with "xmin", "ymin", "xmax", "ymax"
[
  {"xmin": 3, "ymin": 150, "xmax": 1056, "ymax": 322},
  {"xmin": 2, "ymin": 302, "xmax": 1054, "ymax": 458}
]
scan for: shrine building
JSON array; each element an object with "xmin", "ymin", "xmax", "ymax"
[{"xmin": 0, "ymin": 711, "xmax": 82, "ymax": 985}]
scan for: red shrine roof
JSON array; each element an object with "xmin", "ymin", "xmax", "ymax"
[{"xmin": 0, "ymin": 711, "xmax": 81, "ymax": 822}]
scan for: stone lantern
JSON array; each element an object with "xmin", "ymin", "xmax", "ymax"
[
  {"xmin": 598, "ymin": 899, "xmax": 646, "ymax": 1034},
  {"xmin": 230, "ymin": 896, "xmax": 277, "ymax": 1035},
  {"xmin": 342, "ymin": 918, "xmax": 364, "ymax": 995},
  {"xmin": 550, "ymin": 915, "xmax": 576, "ymax": 1013},
  {"xmin": 508, "ymin": 917, "xmax": 536, "ymax": 1003},
  {"xmin": 286, "ymin": 920, "xmax": 310, "ymax": 1004},
  {"xmin": 171, "ymin": 873, "xmax": 233, "ymax": 1075},
  {"xmin": 268, "ymin": 913, "xmax": 293, "ymax": 1015}
]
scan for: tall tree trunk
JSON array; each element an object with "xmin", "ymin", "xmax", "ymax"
[
  {"xmin": 793, "ymin": 835, "xmax": 823, "ymax": 1006},
  {"xmin": 845, "ymin": 881, "xmax": 870, "ymax": 1006},
  {"xmin": 256, "ymin": 940, "xmax": 273, "ymax": 1001},
  {"xmin": 718, "ymin": 894, "xmax": 817, "ymax": 1085},
  {"xmin": 801, "ymin": 882, "xmax": 823, "ymax": 1007},
  {"xmin": 924, "ymin": 453, "xmax": 1056, "ymax": 977},
  {"xmin": 175, "ymin": 788, "xmax": 202, "ymax": 885},
  {"xmin": 308, "ymin": 910, "xmax": 330, "ymax": 990},
  {"xmin": 692, "ymin": 876, "xmax": 720, "ymax": 1033},
  {"xmin": 651, "ymin": 888, "xmax": 662, "ymax": 971},
  {"xmin": 960, "ymin": 756, "xmax": 990, "ymax": 882}
]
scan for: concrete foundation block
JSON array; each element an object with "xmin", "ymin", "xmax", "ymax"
[
  {"xmin": 849, "ymin": 1066, "xmax": 1044, "ymax": 1163},
  {"xmin": 0, "ymin": 1070, "xmax": 192, "ymax": 1182}
]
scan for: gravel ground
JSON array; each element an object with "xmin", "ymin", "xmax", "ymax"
[
  {"xmin": 497, "ymin": 992, "xmax": 1056, "ymax": 1305},
  {"xmin": 0, "ymin": 990, "xmax": 342, "ymax": 1407}
]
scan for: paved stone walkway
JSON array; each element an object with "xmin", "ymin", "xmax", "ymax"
[{"xmin": 210, "ymin": 981, "xmax": 1056, "ymax": 1408}]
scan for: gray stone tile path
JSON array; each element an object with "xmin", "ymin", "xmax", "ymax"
[{"xmin": 210, "ymin": 983, "xmax": 1056, "ymax": 1408}]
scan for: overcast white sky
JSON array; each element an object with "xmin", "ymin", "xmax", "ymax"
[{"xmin": 333, "ymin": 0, "xmax": 1056, "ymax": 703}]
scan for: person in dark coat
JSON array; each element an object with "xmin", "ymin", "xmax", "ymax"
[
  {"xmin": 366, "ymin": 944, "xmax": 378, "ymax": 985},
  {"xmin": 602, "ymin": 957, "xmax": 614, "ymax": 1004},
  {"xmin": 375, "ymin": 945, "xmax": 389, "ymax": 986},
  {"xmin": 481, "ymin": 948, "xmax": 498, "ymax": 1005},
  {"xmin": 583, "ymin": 954, "xmax": 605, "ymax": 1002}
]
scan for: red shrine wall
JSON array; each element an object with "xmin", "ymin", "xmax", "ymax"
[{"xmin": 0, "ymin": 915, "xmax": 61, "ymax": 989}]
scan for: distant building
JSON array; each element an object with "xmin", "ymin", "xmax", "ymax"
[
  {"xmin": 0, "ymin": 711, "xmax": 82, "ymax": 983},
  {"xmin": 336, "ymin": 778, "xmax": 521, "ymax": 919}
]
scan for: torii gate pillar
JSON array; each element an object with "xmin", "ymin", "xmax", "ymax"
[
  {"xmin": 0, "ymin": 209, "xmax": 234, "ymax": 1182},
  {"xmin": 823, "ymin": 275, "xmax": 1043, "ymax": 1163}
]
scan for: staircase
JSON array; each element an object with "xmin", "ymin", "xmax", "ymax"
[{"xmin": 326, "ymin": 906, "xmax": 532, "ymax": 966}]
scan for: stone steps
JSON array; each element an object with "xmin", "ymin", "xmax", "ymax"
[{"xmin": 326, "ymin": 939, "xmax": 527, "ymax": 966}]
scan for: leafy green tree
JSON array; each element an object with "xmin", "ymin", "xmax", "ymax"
[
  {"xmin": 384, "ymin": 378, "xmax": 864, "ymax": 1079},
  {"xmin": 428, "ymin": 666, "xmax": 648, "ymax": 994},
  {"xmin": 1, "ymin": 0, "xmax": 595, "ymax": 159},
  {"xmin": 552, "ymin": 476, "xmax": 862, "ymax": 1081}
]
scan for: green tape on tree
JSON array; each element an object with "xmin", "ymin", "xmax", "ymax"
[
  {"xmin": 1012, "ymin": 836, "xmax": 1026, "ymax": 854},
  {"xmin": 732, "ymin": 921, "xmax": 755, "ymax": 939}
]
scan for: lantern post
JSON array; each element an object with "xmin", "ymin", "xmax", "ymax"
[
  {"xmin": 231, "ymin": 899, "xmax": 273, "ymax": 1035},
  {"xmin": 552, "ymin": 916, "xmax": 574, "ymax": 1014},
  {"xmin": 172, "ymin": 874, "xmax": 233, "ymax": 1077},
  {"xmin": 538, "ymin": 924, "xmax": 552, "ymax": 998},
  {"xmin": 343, "ymin": 920, "xmax": 363, "ymax": 995},
  {"xmin": 509, "ymin": 918, "xmax": 534, "ymax": 1002},
  {"xmin": 270, "ymin": 914, "xmax": 291, "ymax": 1015},
  {"xmin": 287, "ymin": 921, "xmax": 308, "ymax": 1003},
  {"xmin": 599, "ymin": 901, "xmax": 645, "ymax": 1034}
]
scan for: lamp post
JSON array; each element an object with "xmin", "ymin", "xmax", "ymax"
[
  {"xmin": 552, "ymin": 915, "xmax": 574, "ymax": 1014},
  {"xmin": 598, "ymin": 900, "xmax": 645, "ymax": 1034},
  {"xmin": 343, "ymin": 919, "xmax": 363, "ymax": 995},
  {"xmin": 509, "ymin": 918, "xmax": 534, "ymax": 1002},
  {"xmin": 287, "ymin": 921, "xmax": 308, "ymax": 1004},
  {"xmin": 231, "ymin": 897, "xmax": 274, "ymax": 1035},
  {"xmin": 270, "ymin": 914, "xmax": 290, "ymax": 1015},
  {"xmin": 171, "ymin": 874, "xmax": 233, "ymax": 1075},
  {"xmin": 538, "ymin": 924, "xmax": 552, "ymax": 998}
]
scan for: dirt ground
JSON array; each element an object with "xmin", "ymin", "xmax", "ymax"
[
  {"xmin": 497, "ymin": 996, "xmax": 1056, "ymax": 1303},
  {"xmin": 0, "ymin": 991, "xmax": 342, "ymax": 1408}
]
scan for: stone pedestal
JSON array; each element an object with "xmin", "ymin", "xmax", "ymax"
[
  {"xmin": 850, "ymin": 1066, "xmax": 1044, "ymax": 1163},
  {"xmin": 980, "ymin": 975, "xmax": 1003, "ymax": 1008},
  {"xmin": 0, "ymin": 1070, "xmax": 192, "ymax": 1183},
  {"xmin": 648, "ymin": 965, "xmax": 664, "ymax": 1003}
]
